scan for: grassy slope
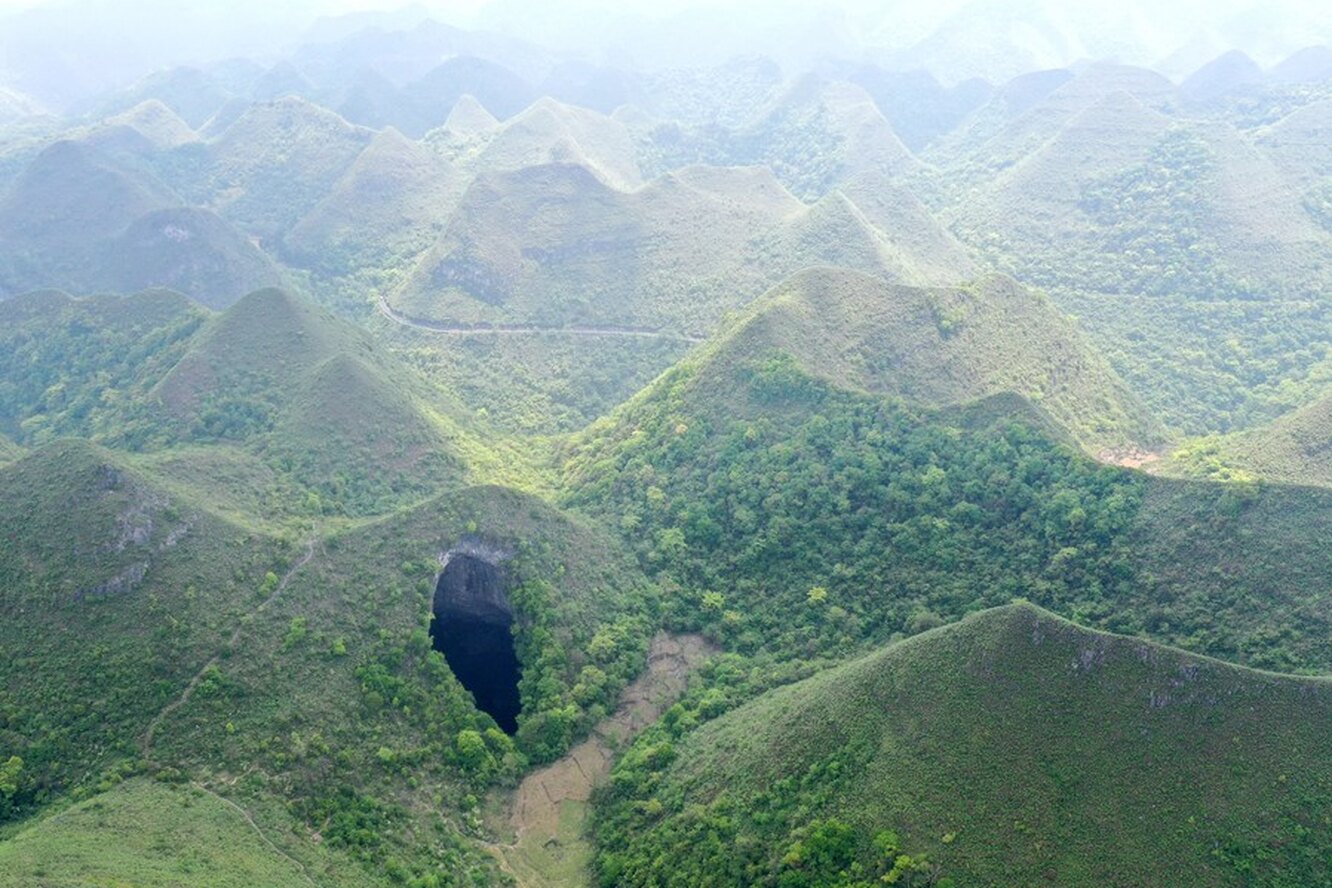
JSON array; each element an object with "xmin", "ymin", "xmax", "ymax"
[
  {"xmin": 691, "ymin": 267, "xmax": 1162, "ymax": 453},
  {"xmin": 596, "ymin": 603, "xmax": 1332, "ymax": 888},
  {"xmin": 154, "ymin": 287, "xmax": 543, "ymax": 517},
  {"xmin": 1209, "ymin": 393, "xmax": 1332, "ymax": 486},
  {"xmin": 0, "ymin": 779, "xmax": 343, "ymax": 888},
  {"xmin": 284, "ymin": 126, "xmax": 466, "ymax": 274},
  {"xmin": 0, "ymin": 440, "xmax": 291, "ymax": 809},
  {"xmin": 392, "ymin": 159, "xmax": 973, "ymax": 335}
]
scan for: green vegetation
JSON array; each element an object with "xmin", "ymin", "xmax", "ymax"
[
  {"xmin": 6, "ymin": 31, "xmax": 1332, "ymax": 888},
  {"xmin": 1058, "ymin": 292, "xmax": 1332, "ymax": 435},
  {"xmin": 0, "ymin": 779, "xmax": 359, "ymax": 888},
  {"xmin": 561, "ymin": 323, "xmax": 1330, "ymax": 673},
  {"xmin": 1165, "ymin": 392, "xmax": 1332, "ymax": 487},
  {"xmin": 0, "ymin": 289, "xmax": 207, "ymax": 446},
  {"xmin": 0, "ymin": 440, "xmax": 290, "ymax": 820},
  {"xmin": 594, "ymin": 604, "xmax": 1332, "ymax": 887}
]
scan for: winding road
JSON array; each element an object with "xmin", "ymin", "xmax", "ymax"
[{"xmin": 376, "ymin": 295, "xmax": 706, "ymax": 343}]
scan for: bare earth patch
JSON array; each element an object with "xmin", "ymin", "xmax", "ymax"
[
  {"xmin": 485, "ymin": 633, "xmax": 714, "ymax": 887},
  {"xmin": 1097, "ymin": 446, "xmax": 1164, "ymax": 470}
]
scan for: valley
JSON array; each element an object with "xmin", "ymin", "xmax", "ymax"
[{"xmin": 1, "ymin": 2, "xmax": 1331, "ymax": 886}]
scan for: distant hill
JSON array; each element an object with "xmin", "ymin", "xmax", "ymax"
[
  {"xmin": 454, "ymin": 96, "xmax": 644, "ymax": 190},
  {"xmin": 0, "ymin": 135, "xmax": 285, "ymax": 305},
  {"xmin": 950, "ymin": 108, "xmax": 1332, "ymax": 301},
  {"xmin": 691, "ymin": 268, "xmax": 1163, "ymax": 453},
  {"xmin": 932, "ymin": 63, "xmax": 1176, "ymax": 173},
  {"xmin": 78, "ymin": 66, "xmax": 234, "ymax": 129},
  {"xmin": 826, "ymin": 64, "xmax": 993, "ymax": 152},
  {"xmin": 1181, "ymin": 392, "xmax": 1332, "ymax": 487},
  {"xmin": 395, "ymin": 56, "xmax": 538, "ymax": 135},
  {"xmin": 1267, "ymin": 44, "xmax": 1332, "ymax": 83},
  {"xmin": 285, "ymin": 126, "xmax": 465, "ymax": 273},
  {"xmin": 0, "ymin": 139, "xmax": 177, "ymax": 292},
  {"xmin": 595, "ymin": 603, "xmax": 1332, "ymax": 887},
  {"xmin": 207, "ymin": 97, "xmax": 372, "ymax": 242},
  {"xmin": 102, "ymin": 99, "xmax": 197, "ymax": 149},
  {"xmin": 391, "ymin": 161, "xmax": 972, "ymax": 333},
  {"xmin": 153, "ymin": 287, "xmax": 533, "ymax": 516},
  {"xmin": 391, "ymin": 161, "xmax": 800, "ymax": 330},
  {"xmin": 733, "ymin": 76, "xmax": 921, "ymax": 199},
  {"xmin": 105, "ymin": 207, "xmax": 282, "ymax": 308},
  {"xmin": 1179, "ymin": 49, "xmax": 1265, "ymax": 102}
]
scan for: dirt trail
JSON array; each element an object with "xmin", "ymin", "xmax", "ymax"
[
  {"xmin": 142, "ymin": 540, "xmax": 317, "ymax": 760},
  {"xmin": 377, "ymin": 295, "xmax": 705, "ymax": 343},
  {"xmin": 486, "ymin": 633, "xmax": 714, "ymax": 888}
]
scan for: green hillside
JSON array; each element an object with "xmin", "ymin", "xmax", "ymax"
[
  {"xmin": 1056, "ymin": 292, "xmax": 1332, "ymax": 435},
  {"xmin": 0, "ymin": 779, "xmax": 351, "ymax": 888},
  {"xmin": 561, "ymin": 278, "xmax": 1329, "ymax": 672},
  {"xmin": 594, "ymin": 603, "xmax": 1332, "ymax": 887},
  {"xmin": 0, "ymin": 288, "xmax": 207, "ymax": 446},
  {"xmin": 285, "ymin": 126, "xmax": 465, "ymax": 273},
  {"xmin": 674, "ymin": 268, "xmax": 1162, "ymax": 453},
  {"xmin": 105, "ymin": 206, "xmax": 283, "ymax": 308},
  {"xmin": 0, "ymin": 286, "xmax": 537, "ymax": 522},
  {"xmin": 392, "ymin": 162, "xmax": 972, "ymax": 334},
  {"xmin": 206, "ymin": 97, "xmax": 372, "ymax": 241},
  {"xmin": 0, "ymin": 440, "xmax": 291, "ymax": 817},
  {"xmin": 1168, "ymin": 392, "xmax": 1332, "ymax": 487},
  {"xmin": 6, "ymin": 15, "xmax": 1332, "ymax": 888},
  {"xmin": 153, "ymin": 287, "xmax": 539, "ymax": 517}
]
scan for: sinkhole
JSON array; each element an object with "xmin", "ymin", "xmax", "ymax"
[{"xmin": 429, "ymin": 552, "xmax": 521, "ymax": 735}]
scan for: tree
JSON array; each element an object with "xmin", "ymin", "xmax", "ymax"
[{"xmin": 0, "ymin": 756, "xmax": 23, "ymax": 819}]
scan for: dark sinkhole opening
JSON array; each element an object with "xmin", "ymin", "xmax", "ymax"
[{"xmin": 429, "ymin": 552, "xmax": 521, "ymax": 735}]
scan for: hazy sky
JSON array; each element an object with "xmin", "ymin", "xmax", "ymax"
[{"xmin": 3, "ymin": 0, "xmax": 1330, "ymax": 109}]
